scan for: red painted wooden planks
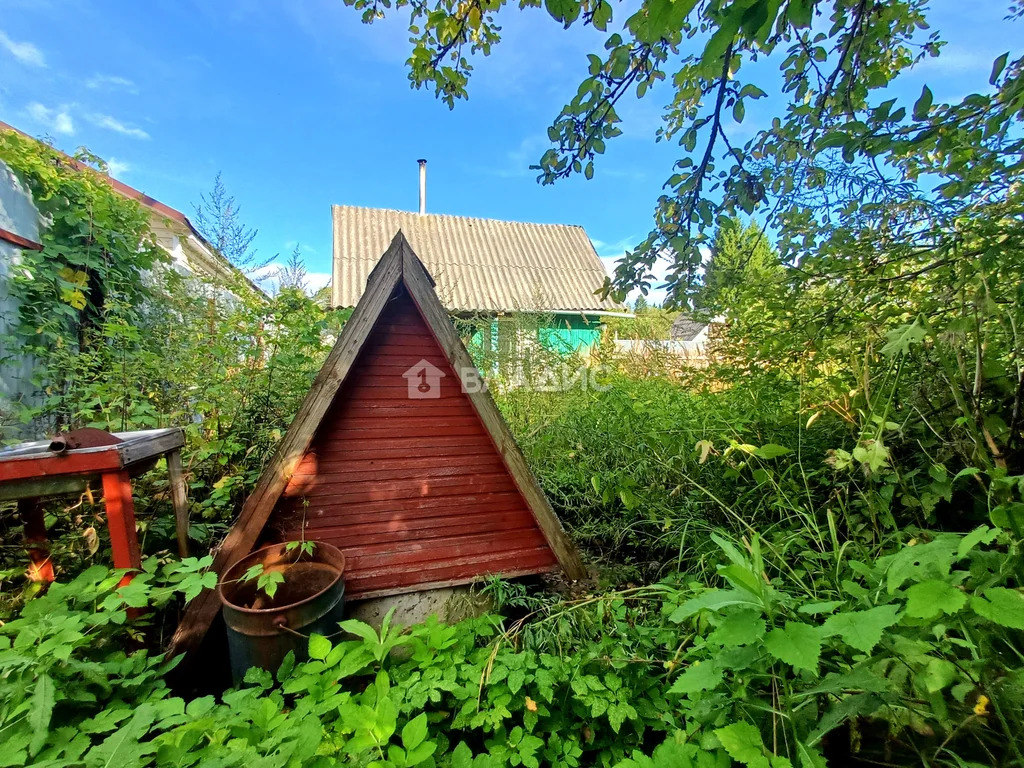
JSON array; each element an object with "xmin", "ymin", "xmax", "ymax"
[
  {"xmin": 266, "ymin": 290, "xmax": 553, "ymax": 599},
  {"xmin": 0, "ymin": 449, "xmax": 124, "ymax": 481}
]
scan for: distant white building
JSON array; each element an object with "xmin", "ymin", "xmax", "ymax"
[{"xmin": 0, "ymin": 120, "xmax": 263, "ymax": 293}]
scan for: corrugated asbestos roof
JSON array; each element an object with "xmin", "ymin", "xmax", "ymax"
[{"xmin": 332, "ymin": 205, "xmax": 623, "ymax": 313}]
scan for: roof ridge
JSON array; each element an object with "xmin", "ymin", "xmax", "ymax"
[{"xmin": 331, "ymin": 203, "xmax": 585, "ymax": 231}]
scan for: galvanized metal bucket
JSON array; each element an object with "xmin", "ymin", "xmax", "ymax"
[{"xmin": 219, "ymin": 541, "xmax": 346, "ymax": 683}]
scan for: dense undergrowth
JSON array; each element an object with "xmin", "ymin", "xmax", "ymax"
[
  {"xmin": 3, "ymin": 522, "xmax": 1022, "ymax": 767},
  {"xmin": 3, "ymin": 18, "xmax": 1024, "ymax": 761}
]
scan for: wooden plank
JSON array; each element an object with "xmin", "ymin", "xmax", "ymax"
[
  {"xmin": 0, "ymin": 450, "xmax": 123, "ymax": 481},
  {"xmin": 337, "ymin": 402, "xmax": 475, "ymax": 417},
  {"xmin": 169, "ymin": 234, "xmax": 405, "ymax": 659},
  {"xmin": 345, "ymin": 546, "xmax": 558, "ymax": 595},
  {"xmin": 0, "ymin": 474, "xmax": 93, "ymax": 501},
  {"xmin": 293, "ymin": 452, "xmax": 501, "ymax": 474},
  {"xmin": 282, "ymin": 471, "xmax": 517, "ymax": 500},
  {"xmin": 277, "ymin": 489, "xmax": 525, "ymax": 519},
  {"xmin": 101, "ymin": 471, "xmax": 141, "ymax": 587},
  {"xmin": 118, "ymin": 428, "xmax": 185, "ymax": 467},
  {"xmin": 334, "ymin": 527, "xmax": 545, "ymax": 558},
  {"xmin": 327, "ymin": 424, "xmax": 484, "ymax": 441},
  {"xmin": 343, "ymin": 529, "xmax": 548, "ymax": 570},
  {"xmin": 289, "ymin": 460, "xmax": 504, "ymax": 485},
  {"xmin": 310, "ymin": 435, "xmax": 494, "ymax": 459},
  {"xmin": 339, "ymin": 385, "xmax": 464, "ymax": 400},
  {"xmin": 0, "ymin": 428, "xmax": 183, "ymax": 482},
  {"xmin": 0, "ymin": 224, "xmax": 44, "ymax": 251},
  {"xmin": 167, "ymin": 448, "xmax": 189, "ymax": 558},
  {"xmin": 399, "ymin": 243, "xmax": 587, "ymax": 579},
  {"xmin": 296, "ymin": 509, "xmax": 536, "ymax": 542}
]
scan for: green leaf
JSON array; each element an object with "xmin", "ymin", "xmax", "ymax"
[
  {"xmin": 29, "ymin": 673, "xmax": 55, "ymax": 756},
  {"xmin": 668, "ymin": 589, "xmax": 757, "ymax": 622},
  {"xmin": 798, "ymin": 600, "xmax": 845, "ymax": 616},
  {"xmin": 708, "ymin": 609, "xmax": 766, "ymax": 647},
  {"xmin": 340, "ymin": 618, "xmax": 380, "ymax": 645},
  {"xmin": 507, "ymin": 668, "xmax": 526, "ymax": 693},
  {"xmin": 715, "ymin": 721, "xmax": 771, "ymax": 768},
  {"xmin": 819, "ymin": 131, "xmax": 850, "ymax": 151},
  {"xmin": 886, "ymin": 536, "xmax": 959, "ymax": 593},
  {"xmin": 733, "ymin": 99, "xmax": 745, "ymax": 123},
  {"xmin": 971, "ymin": 588, "xmax": 1024, "ymax": 630},
  {"xmin": 452, "ymin": 742, "xmax": 474, "ymax": 768},
  {"xmin": 755, "ymin": 444, "xmax": 790, "ymax": 459},
  {"xmin": 764, "ymin": 622, "xmax": 822, "ymax": 671},
  {"xmin": 912, "ymin": 86, "xmax": 933, "ymax": 120},
  {"xmin": 822, "ymin": 605, "xmax": 900, "ymax": 654},
  {"xmin": 920, "ymin": 658, "xmax": 957, "ymax": 694},
  {"xmin": 880, "ymin": 322, "xmax": 926, "ymax": 357},
  {"xmin": 402, "ymin": 713, "xmax": 429, "ymax": 751},
  {"xmin": 904, "ymin": 580, "xmax": 966, "ymax": 620},
  {"xmin": 786, "ymin": 0, "xmax": 813, "ymax": 28},
  {"xmin": 701, "ymin": 13, "xmax": 740, "ymax": 67},
  {"xmin": 667, "ymin": 660, "xmax": 723, "ymax": 695},
  {"xmin": 991, "ymin": 502, "xmax": 1024, "ymax": 531},
  {"xmin": 957, "ymin": 525, "xmax": 997, "ymax": 559},
  {"xmin": 406, "ymin": 740, "xmax": 437, "ymax": 765},
  {"xmin": 990, "ymin": 52, "xmax": 1009, "ymax": 84},
  {"xmin": 308, "ymin": 633, "xmax": 331, "ymax": 661}
]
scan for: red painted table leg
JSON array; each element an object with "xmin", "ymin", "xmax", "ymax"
[
  {"xmin": 19, "ymin": 499, "xmax": 55, "ymax": 584},
  {"xmin": 101, "ymin": 470, "xmax": 142, "ymax": 587}
]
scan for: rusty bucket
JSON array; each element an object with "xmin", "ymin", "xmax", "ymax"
[{"xmin": 219, "ymin": 541, "xmax": 346, "ymax": 683}]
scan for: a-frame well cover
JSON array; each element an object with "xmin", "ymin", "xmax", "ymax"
[{"xmin": 265, "ymin": 285, "xmax": 559, "ymax": 598}]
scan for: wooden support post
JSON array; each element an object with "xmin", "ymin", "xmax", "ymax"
[
  {"xmin": 19, "ymin": 499, "xmax": 55, "ymax": 584},
  {"xmin": 167, "ymin": 449, "xmax": 189, "ymax": 558},
  {"xmin": 101, "ymin": 470, "xmax": 141, "ymax": 586}
]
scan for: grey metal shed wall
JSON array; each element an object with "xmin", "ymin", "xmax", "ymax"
[{"xmin": 0, "ymin": 159, "xmax": 42, "ymax": 438}]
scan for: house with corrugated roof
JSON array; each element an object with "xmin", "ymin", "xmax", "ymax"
[{"xmin": 331, "ymin": 202, "xmax": 629, "ymax": 356}]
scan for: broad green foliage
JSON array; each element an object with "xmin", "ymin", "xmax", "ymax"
[
  {"xmin": 2, "ymin": 529, "xmax": 1022, "ymax": 767},
  {"xmin": 340, "ymin": 0, "xmax": 1022, "ymax": 307}
]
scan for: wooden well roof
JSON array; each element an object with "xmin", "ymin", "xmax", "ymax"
[{"xmin": 171, "ymin": 232, "xmax": 584, "ymax": 658}]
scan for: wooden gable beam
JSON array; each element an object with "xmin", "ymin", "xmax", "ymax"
[{"xmin": 168, "ymin": 234, "xmax": 405, "ymax": 659}]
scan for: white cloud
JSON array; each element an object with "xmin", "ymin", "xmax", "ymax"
[
  {"xmin": 483, "ymin": 135, "xmax": 548, "ymax": 178},
  {"xmin": 284, "ymin": 239, "xmax": 317, "ymax": 255},
  {"xmin": 304, "ymin": 271, "xmax": 332, "ymax": 294},
  {"xmin": 0, "ymin": 30, "xmax": 44, "ymax": 66},
  {"xmin": 86, "ymin": 113, "xmax": 150, "ymax": 140},
  {"xmin": 26, "ymin": 102, "xmax": 74, "ymax": 135},
  {"xmin": 106, "ymin": 158, "xmax": 131, "ymax": 177},
  {"xmin": 915, "ymin": 46, "xmax": 991, "ymax": 74},
  {"xmin": 86, "ymin": 74, "xmax": 138, "ymax": 93},
  {"xmin": 597, "ymin": 241, "xmax": 712, "ymax": 307}
]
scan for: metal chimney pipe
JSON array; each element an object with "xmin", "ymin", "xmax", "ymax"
[{"xmin": 417, "ymin": 158, "xmax": 427, "ymax": 214}]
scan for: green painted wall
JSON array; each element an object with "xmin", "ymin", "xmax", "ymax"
[
  {"xmin": 537, "ymin": 314, "xmax": 603, "ymax": 354},
  {"xmin": 466, "ymin": 313, "xmax": 604, "ymax": 357}
]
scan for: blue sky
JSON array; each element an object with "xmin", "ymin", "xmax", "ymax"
[{"xmin": 0, "ymin": 1, "xmax": 1017, "ymax": 301}]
